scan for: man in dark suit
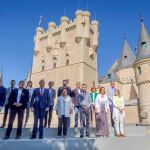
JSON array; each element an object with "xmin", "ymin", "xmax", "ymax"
[
  {"xmin": 57, "ymin": 80, "xmax": 72, "ymax": 97},
  {"xmin": 44, "ymin": 81, "xmax": 56, "ymax": 128},
  {"xmin": 4, "ymin": 80, "xmax": 29, "ymax": 140},
  {"xmin": 0, "ymin": 80, "xmax": 6, "ymax": 112},
  {"xmin": 72, "ymin": 82, "xmax": 81, "ymax": 127},
  {"xmin": 30, "ymin": 80, "xmax": 51, "ymax": 139},
  {"xmin": 0, "ymin": 80, "xmax": 16, "ymax": 128}
]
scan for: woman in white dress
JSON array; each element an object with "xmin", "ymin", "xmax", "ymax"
[
  {"xmin": 95, "ymin": 87, "xmax": 109, "ymax": 137},
  {"xmin": 113, "ymin": 89, "xmax": 126, "ymax": 137}
]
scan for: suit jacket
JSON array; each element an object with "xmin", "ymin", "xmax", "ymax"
[
  {"xmin": 57, "ymin": 86, "xmax": 72, "ymax": 97},
  {"xmin": 48, "ymin": 88, "xmax": 56, "ymax": 106},
  {"xmin": 78, "ymin": 91, "xmax": 91, "ymax": 110},
  {"xmin": 8, "ymin": 88, "xmax": 29, "ymax": 109},
  {"xmin": 5, "ymin": 87, "xmax": 16, "ymax": 105},
  {"xmin": 55, "ymin": 95, "xmax": 73, "ymax": 118},
  {"xmin": 30, "ymin": 88, "xmax": 51, "ymax": 109},
  {"xmin": 72, "ymin": 88, "xmax": 81, "ymax": 106},
  {"xmin": 0, "ymin": 86, "xmax": 6, "ymax": 107}
]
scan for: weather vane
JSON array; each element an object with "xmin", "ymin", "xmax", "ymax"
[{"xmin": 38, "ymin": 15, "xmax": 42, "ymax": 26}]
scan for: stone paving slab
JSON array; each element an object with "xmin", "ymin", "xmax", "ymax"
[
  {"xmin": 0, "ymin": 136, "xmax": 150, "ymax": 150},
  {"xmin": 0, "ymin": 126, "xmax": 148, "ymax": 139}
]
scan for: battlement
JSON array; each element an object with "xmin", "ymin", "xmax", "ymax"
[{"xmin": 34, "ymin": 10, "xmax": 99, "ymax": 46}]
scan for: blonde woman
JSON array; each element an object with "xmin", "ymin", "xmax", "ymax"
[
  {"xmin": 113, "ymin": 89, "xmax": 126, "ymax": 137},
  {"xmin": 95, "ymin": 87, "xmax": 109, "ymax": 137}
]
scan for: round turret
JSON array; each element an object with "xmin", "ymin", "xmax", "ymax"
[
  {"xmin": 91, "ymin": 20, "xmax": 99, "ymax": 50},
  {"xmin": 75, "ymin": 10, "xmax": 84, "ymax": 43},
  {"xmin": 60, "ymin": 16, "xmax": 69, "ymax": 48}
]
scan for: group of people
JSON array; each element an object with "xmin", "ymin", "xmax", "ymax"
[{"xmin": 0, "ymin": 79, "xmax": 126, "ymax": 139}]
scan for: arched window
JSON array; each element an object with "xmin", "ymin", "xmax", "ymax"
[
  {"xmin": 137, "ymin": 66, "xmax": 142, "ymax": 75},
  {"xmin": 141, "ymin": 41, "xmax": 147, "ymax": 49},
  {"xmin": 42, "ymin": 65, "xmax": 44, "ymax": 71},
  {"xmin": 66, "ymin": 59, "xmax": 69, "ymax": 66},
  {"xmin": 53, "ymin": 62, "xmax": 56, "ymax": 69},
  {"xmin": 107, "ymin": 74, "xmax": 111, "ymax": 80},
  {"xmin": 124, "ymin": 55, "xmax": 128, "ymax": 59}
]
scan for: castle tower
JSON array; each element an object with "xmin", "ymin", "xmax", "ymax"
[
  {"xmin": 31, "ymin": 10, "xmax": 99, "ymax": 89},
  {"xmin": 47, "ymin": 22, "xmax": 56, "ymax": 52},
  {"xmin": 118, "ymin": 37, "xmax": 136, "ymax": 69},
  {"xmin": 134, "ymin": 19, "xmax": 150, "ymax": 124}
]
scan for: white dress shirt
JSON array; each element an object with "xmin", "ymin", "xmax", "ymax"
[
  {"xmin": 17, "ymin": 88, "xmax": 23, "ymax": 103},
  {"xmin": 77, "ymin": 88, "xmax": 81, "ymax": 94}
]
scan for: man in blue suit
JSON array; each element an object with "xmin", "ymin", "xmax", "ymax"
[
  {"xmin": 44, "ymin": 81, "xmax": 56, "ymax": 128},
  {"xmin": 30, "ymin": 80, "xmax": 51, "ymax": 139},
  {"xmin": 0, "ymin": 80, "xmax": 6, "ymax": 112},
  {"xmin": 4, "ymin": 80, "xmax": 29, "ymax": 140}
]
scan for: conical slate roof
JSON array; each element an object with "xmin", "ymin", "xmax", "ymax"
[
  {"xmin": 136, "ymin": 19, "xmax": 150, "ymax": 61},
  {"xmin": 25, "ymin": 68, "xmax": 32, "ymax": 86},
  {"xmin": 118, "ymin": 38, "xmax": 136, "ymax": 69}
]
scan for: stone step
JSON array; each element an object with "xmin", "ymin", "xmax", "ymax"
[
  {"xmin": 0, "ymin": 126, "xmax": 148, "ymax": 139},
  {"xmin": 0, "ymin": 136, "xmax": 150, "ymax": 150}
]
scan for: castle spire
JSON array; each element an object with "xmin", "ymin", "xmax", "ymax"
[
  {"xmin": 136, "ymin": 19, "xmax": 150, "ymax": 61},
  {"xmin": 118, "ymin": 37, "xmax": 135, "ymax": 69},
  {"xmin": 25, "ymin": 68, "xmax": 32, "ymax": 87}
]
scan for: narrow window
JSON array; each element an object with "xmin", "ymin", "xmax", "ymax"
[
  {"xmin": 66, "ymin": 59, "xmax": 69, "ymax": 66},
  {"xmin": 90, "ymin": 54, "xmax": 94, "ymax": 60},
  {"xmin": 42, "ymin": 65, "xmax": 44, "ymax": 71},
  {"xmin": 53, "ymin": 62, "xmax": 56, "ymax": 69},
  {"xmin": 137, "ymin": 66, "xmax": 142, "ymax": 75},
  {"xmin": 124, "ymin": 55, "xmax": 128, "ymax": 59},
  {"xmin": 107, "ymin": 74, "xmax": 111, "ymax": 79},
  {"xmin": 141, "ymin": 41, "xmax": 147, "ymax": 49}
]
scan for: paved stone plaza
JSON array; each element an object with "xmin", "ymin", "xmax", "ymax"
[{"xmin": 0, "ymin": 126, "xmax": 149, "ymax": 150}]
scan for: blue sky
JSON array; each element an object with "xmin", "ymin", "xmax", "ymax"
[{"xmin": 0, "ymin": 0, "xmax": 150, "ymax": 86}]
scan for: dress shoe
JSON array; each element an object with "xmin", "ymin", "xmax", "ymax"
[
  {"xmin": 121, "ymin": 134, "xmax": 126, "ymax": 137},
  {"xmin": 16, "ymin": 135, "xmax": 21, "ymax": 139},
  {"xmin": 86, "ymin": 134, "xmax": 90, "ymax": 137},
  {"xmin": 80, "ymin": 135, "xmax": 84, "ymax": 138},
  {"xmin": 56, "ymin": 135, "xmax": 61, "ymax": 139},
  {"xmin": 30, "ymin": 134, "xmax": 36, "ymax": 139},
  {"xmin": 116, "ymin": 134, "xmax": 121, "ymax": 137},
  {"xmin": 63, "ymin": 135, "xmax": 67, "ymax": 139},
  {"xmin": 39, "ymin": 135, "xmax": 43, "ymax": 139},
  {"xmin": 3, "ymin": 136, "xmax": 10, "ymax": 140},
  {"xmin": 83, "ymin": 124, "xmax": 86, "ymax": 127},
  {"xmin": 0, "ymin": 125, "xmax": 5, "ymax": 128}
]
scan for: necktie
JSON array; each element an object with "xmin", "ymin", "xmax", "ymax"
[{"xmin": 40, "ymin": 88, "xmax": 43, "ymax": 96}]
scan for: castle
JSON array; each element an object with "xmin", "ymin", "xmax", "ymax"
[
  {"xmin": 29, "ymin": 10, "xmax": 150, "ymax": 125},
  {"xmin": 30, "ymin": 10, "xmax": 99, "ymax": 90},
  {"xmin": 99, "ymin": 19, "xmax": 150, "ymax": 125}
]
